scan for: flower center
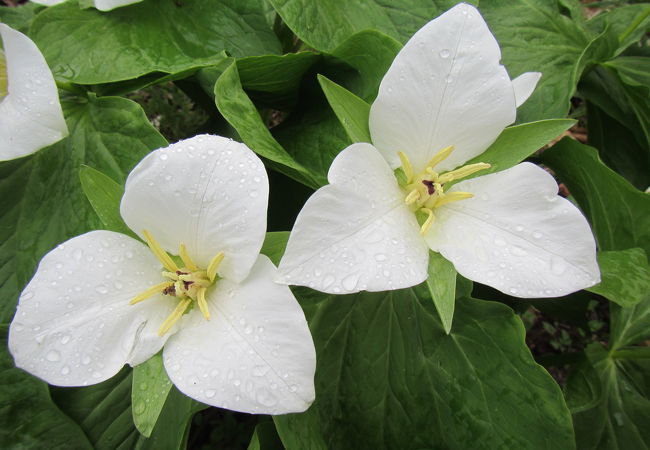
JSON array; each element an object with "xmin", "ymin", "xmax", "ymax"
[
  {"xmin": 0, "ymin": 48, "xmax": 7, "ymax": 102},
  {"xmin": 129, "ymin": 230, "xmax": 225, "ymax": 336},
  {"xmin": 397, "ymin": 146, "xmax": 490, "ymax": 235}
]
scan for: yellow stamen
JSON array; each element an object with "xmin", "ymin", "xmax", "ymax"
[
  {"xmin": 420, "ymin": 208, "xmax": 435, "ymax": 235},
  {"xmin": 435, "ymin": 191, "xmax": 474, "ymax": 207},
  {"xmin": 179, "ymin": 243, "xmax": 199, "ymax": 271},
  {"xmin": 143, "ymin": 230, "xmax": 179, "ymax": 272},
  {"xmin": 398, "ymin": 151, "xmax": 414, "ymax": 183},
  {"xmin": 158, "ymin": 298, "xmax": 192, "ymax": 336},
  {"xmin": 130, "ymin": 281, "xmax": 174, "ymax": 305},
  {"xmin": 438, "ymin": 163, "xmax": 491, "ymax": 184},
  {"xmin": 206, "ymin": 251, "xmax": 225, "ymax": 282},
  {"xmin": 425, "ymin": 145, "xmax": 454, "ymax": 170},
  {"xmin": 405, "ymin": 189, "xmax": 420, "ymax": 205},
  {"xmin": 196, "ymin": 287, "xmax": 210, "ymax": 320}
]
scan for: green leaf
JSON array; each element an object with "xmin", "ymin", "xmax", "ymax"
[
  {"xmin": 131, "ymin": 353, "xmax": 173, "ymax": 438},
  {"xmin": 268, "ymin": 0, "xmax": 475, "ymax": 52},
  {"xmin": 588, "ymin": 248, "xmax": 650, "ymax": 308},
  {"xmin": 564, "ymin": 356, "xmax": 603, "ymax": 415},
  {"xmin": 538, "ymin": 138, "xmax": 650, "ymax": 258},
  {"xmin": 52, "ymin": 368, "xmax": 203, "ymax": 450},
  {"xmin": 0, "ymin": 2, "xmax": 44, "ymax": 33},
  {"xmin": 425, "ymin": 251, "xmax": 456, "ymax": 334},
  {"xmin": 260, "ymin": 232, "xmax": 290, "ymax": 266},
  {"xmin": 588, "ymin": 4, "xmax": 650, "ymax": 54},
  {"xmin": 79, "ymin": 165, "xmax": 134, "ymax": 238},
  {"xmin": 481, "ymin": 1, "xmax": 599, "ymax": 122},
  {"xmin": 0, "ymin": 94, "xmax": 166, "ymax": 323},
  {"xmin": 586, "ymin": 100, "xmax": 650, "ymax": 190},
  {"xmin": 247, "ymin": 421, "xmax": 285, "ymax": 450},
  {"xmin": 461, "ymin": 119, "xmax": 575, "ymax": 180},
  {"xmin": 238, "ymin": 52, "xmax": 321, "ymax": 110},
  {"xmin": 611, "ymin": 293, "xmax": 650, "ymax": 351},
  {"xmin": 275, "ymin": 289, "xmax": 574, "ymax": 449},
  {"xmin": 0, "ymin": 324, "xmax": 92, "ymax": 449},
  {"xmin": 214, "ymin": 60, "xmax": 321, "ymax": 188},
  {"xmin": 570, "ymin": 343, "xmax": 650, "ymax": 449},
  {"xmin": 30, "ymin": 0, "xmax": 280, "ymax": 84},
  {"xmin": 318, "ymin": 75, "xmax": 371, "ymax": 143},
  {"xmin": 327, "ymin": 29, "xmax": 402, "ymax": 101}
]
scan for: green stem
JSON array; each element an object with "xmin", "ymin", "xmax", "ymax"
[{"xmin": 619, "ymin": 6, "xmax": 650, "ymax": 44}]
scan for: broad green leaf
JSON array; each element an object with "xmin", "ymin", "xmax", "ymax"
[
  {"xmin": 268, "ymin": 0, "xmax": 473, "ymax": 52},
  {"xmin": 604, "ymin": 57, "xmax": 650, "ymax": 149},
  {"xmin": 588, "ymin": 4, "xmax": 650, "ymax": 54},
  {"xmin": 318, "ymin": 75, "xmax": 371, "ymax": 144},
  {"xmin": 0, "ymin": 2, "xmax": 44, "ymax": 33},
  {"xmin": 238, "ymin": 52, "xmax": 321, "ymax": 110},
  {"xmin": 461, "ymin": 119, "xmax": 575, "ymax": 180},
  {"xmin": 79, "ymin": 165, "xmax": 133, "ymax": 238},
  {"xmin": 131, "ymin": 353, "xmax": 173, "ymax": 438},
  {"xmin": 539, "ymin": 138, "xmax": 650, "ymax": 258},
  {"xmin": 0, "ymin": 325, "xmax": 92, "ymax": 449},
  {"xmin": 425, "ymin": 251, "xmax": 456, "ymax": 334},
  {"xmin": 52, "ymin": 368, "xmax": 203, "ymax": 450},
  {"xmin": 215, "ymin": 61, "xmax": 321, "ymax": 187},
  {"xmin": 571, "ymin": 343, "xmax": 650, "ymax": 450},
  {"xmin": 481, "ymin": 1, "xmax": 599, "ymax": 122},
  {"xmin": 260, "ymin": 232, "xmax": 290, "ymax": 266},
  {"xmin": 30, "ymin": 0, "xmax": 280, "ymax": 84},
  {"xmin": 564, "ymin": 356, "xmax": 603, "ymax": 414},
  {"xmin": 272, "ymin": 101, "xmax": 350, "ymax": 185},
  {"xmin": 611, "ymin": 293, "xmax": 650, "ymax": 351},
  {"xmin": 247, "ymin": 421, "xmax": 285, "ymax": 450},
  {"xmin": 275, "ymin": 289, "xmax": 574, "ymax": 449},
  {"xmin": 327, "ymin": 29, "xmax": 402, "ymax": 101},
  {"xmin": 586, "ymin": 100, "xmax": 650, "ymax": 190},
  {"xmin": 588, "ymin": 248, "xmax": 650, "ymax": 308},
  {"xmin": 0, "ymin": 94, "xmax": 166, "ymax": 323}
]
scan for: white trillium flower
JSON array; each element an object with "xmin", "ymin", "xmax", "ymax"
[
  {"xmin": 0, "ymin": 23, "xmax": 68, "ymax": 161},
  {"xmin": 9, "ymin": 135, "xmax": 316, "ymax": 414},
  {"xmin": 277, "ymin": 3, "xmax": 600, "ymax": 298},
  {"xmin": 30, "ymin": 0, "xmax": 144, "ymax": 12}
]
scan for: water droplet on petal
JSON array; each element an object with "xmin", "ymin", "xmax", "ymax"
[
  {"xmin": 439, "ymin": 49, "xmax": 450, "ymax": 58},
  {"xmin": 46, "ymin": 350, "xmax": 61, "ymax": 362}
]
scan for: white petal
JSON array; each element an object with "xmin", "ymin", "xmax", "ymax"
[
  {"xmin": 24, "ymin": 0, "xmax": 66, "ymax": 5},
  {"xmin": 277, "ymin": 143, "xmax": 428, "ymax": 294},
  {"xmin": 8, "ymin": 231, "xmax": 176, "ymax": 386},
  {"xmin": 0, "ymin": 24, "xmax": 68, "ymax": 161},
  {"xmin": 369, "ymin": 3, "xmax": 516, "ymax": 173},
  {"xmin": 120, "ymin": 135, "xmax": 269, "ymax": 284},
  {"xmin": 163, "ymin": 255, "xmax": 315, "ymax": 414},
  {"xmin": 93, "ymin": 0, "xmax": 143, "ymax": 11},
  {"xmin": 424, "ymin": 163, "xmax": 600, "ymax": 298},
  {"xmin": 512, "ymin": 72, "xmax": 542, "ymax": 108}
]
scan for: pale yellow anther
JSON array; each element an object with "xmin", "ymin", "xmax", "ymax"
[
  {"xmin": 438, "ymin": 163, "xmax": 491, "ymax": 184},
  {"xmin": 426, "ymin": 145, "xmax": 454, "ymax": 170},
  {"xmin": 179, "ymin": 243, "xmax": 199, "ymax": 272},
  {"xmin": 405, "ymin": 189, "xmax": 420, "ymax": 205},
  {"xmin": 420, "ymin": 208, "xmax": 435, "ymax": 235},
  {"xmin": 196, "ymin": 287, "xmax": 210, "ymax": 320},
  {"xmin": 143, "ymin": 230, "xmax": 179, "ymax": 272},
  {"xmin": 130, "ymin": 281, "xmax": 174, "ymax": 305},
  {"xmin": 158, "ymin": 298, "xmax": 192, "ymax": 336},
  {"xmin": 398, "ymin": 151, "xmax": 414, "ymax": 183},
  {"xmin": 207, "ymin": 251, "xmax": 225, "ymax": 282},
  {"xmin": 435, "ymin": 191, "xmax": 474, "ymax": 207}
]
